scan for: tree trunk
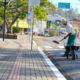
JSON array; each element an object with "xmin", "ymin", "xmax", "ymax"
[{"xmin": 7, "ymin": 14, "xmax": 20, "ymax": 33}]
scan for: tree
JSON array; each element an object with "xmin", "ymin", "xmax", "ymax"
[
  {"xmin": 0, "ymin": 0, "xmax": 28, "ymax": 32},
  {"xmin": 34, "ymin": 7, "xmax": 48, "ymax": 21},
  {"xmin": 0, "ymin": 0, "xmax": 56, "ymax": 33},
  {"xmin": 0, "ymin": 3, "xmax": 4, "ymax": 24},
  {"xmin": 35, "ymin": 0, "xmax": 57, "ymax": 21}
]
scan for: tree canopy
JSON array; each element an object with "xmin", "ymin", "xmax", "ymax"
[
  {"xmin": 35, "ymin": 0, "xmax": 57, "ymax": 20},
  {"xmin": 0, "ymin": 0, "xmax": 56, "ymax": 32}
]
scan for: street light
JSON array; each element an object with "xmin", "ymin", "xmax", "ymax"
[{"xmin": 3, "ymin": 0, "xmax": 6, "ymax": 41}]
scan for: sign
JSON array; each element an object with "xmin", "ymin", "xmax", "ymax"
[
  {"xmin": 28, "ymin": 0, "xmax": 40, "ymax": 50},
  {"xmin": 58, "ymin": 2, "xmax": 70, "ymax": 9},
  {"xmin": 38, "ymin": 21, "xmax": 46, "ymax": 34},
  {"xmin": 28, "ymin": 7, "xmax": 33, "ymax": 20},
  {"xmin": 29, "ymin": 0, "xmax": 40, "ymax": 6}
]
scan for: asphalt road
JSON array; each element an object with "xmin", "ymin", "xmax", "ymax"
[{"xmin": 34, "ymin": 36, "xmax": 80, "ymax": 80}]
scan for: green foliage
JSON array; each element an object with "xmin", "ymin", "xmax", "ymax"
[
  {"xmin": 0, "ymin": 17, "xmax": 3, "ymax": 24},
  {"xmin": 48, "ymin": 2, "xmax": 57, "ymax": 9},
  {"xmin": 35, "ymin": 7, "xmax": 48, "ymax": 21},
  {"xmin": 0, "ymin": 0, "xmax": 28, "ymax": 20},
  {"xmin": 52, "ymin": 24, "xmax": 58, "ymax": 29},
  {"xmin": 34, "ymin": 0, "xmax": 56, "ymax": 21},
  {"xmin": 17, "ymin": 0, "xmax": 28, "ymax": 19},
  {"xmin": 0, "ymin": 2, "xmax": 4, "ymax": 7},
  {"xmin": 0, "ymin": 0, "xmax": 56, "ymax": 31},
  {"xmin": 13, "ymin": 27, "xmax": 20, "ymax": 33},
  {"xmin": 0, "ymin": 6, "xmax": 4, "ymax": 24},
  {"xmin": 40, "ymin": 0, "xmax": 48, "ymax": 6}
]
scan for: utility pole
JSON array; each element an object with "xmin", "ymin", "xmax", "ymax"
[
  {"xmin": 28, "ymin": 0, "xmax": 40, "ymax": 51},
  {"xmin": 31, "ymin": 6, "xmax": 34, "ymax": 51},
  {"xmin": 3, "ymin": 0, "xmax": 6, "ymax": 41}
]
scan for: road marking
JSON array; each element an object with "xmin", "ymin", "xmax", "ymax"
[
  {"xmin": 44, "ymin": 45, "xmax": 52, "ymax": 48},
  {"xmin": 57, "ymin": 45, "xmax": 64, "ymax": 49},
  {"xmin": 33, "ymin": 41, "xmax": 67, "ymax": 80}
]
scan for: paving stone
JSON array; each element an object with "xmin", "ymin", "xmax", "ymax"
[{"xmin": 0, "ymin": 35, "xmax": 57, "ymax": 80}]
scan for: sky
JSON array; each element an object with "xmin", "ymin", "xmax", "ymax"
[{"xmin": 50, "ymin": 0, "xmax": 80, "ymax": 13}]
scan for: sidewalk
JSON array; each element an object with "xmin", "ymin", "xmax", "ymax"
[{"xmin": 0, "ymin": 35, "xmax": 65, "ymax": 80}]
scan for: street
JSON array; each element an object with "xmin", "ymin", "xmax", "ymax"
[{"xmin": 34, "ymin": 36, "xmax": 80, "ymax": 80}]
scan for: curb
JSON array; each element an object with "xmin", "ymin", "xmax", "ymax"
[{"xmin": 33, "ymin": 41, "xmax": 67, "ymax": 80}]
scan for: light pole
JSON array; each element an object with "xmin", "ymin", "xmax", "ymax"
[
  {"xmin": 3, "ymin": 0, "xmax": 6, "ymax": 41},
  {"xmin": 28, "ymin": 0, "xmax": 40, "ymax": 51}
]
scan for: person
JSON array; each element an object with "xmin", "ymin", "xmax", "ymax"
[{"xmin": 60, "ymin": 20, "xmax": 76, "ymax": 57}]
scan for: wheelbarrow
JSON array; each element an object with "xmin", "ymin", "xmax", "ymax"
[{"xmin": 65, "ymin": 46, "xmax": 79, "ymax": 60}]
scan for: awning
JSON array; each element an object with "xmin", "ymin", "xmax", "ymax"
[{"xmin": 13, "ymin": 20, "xmax": 30, "ymax": 28}]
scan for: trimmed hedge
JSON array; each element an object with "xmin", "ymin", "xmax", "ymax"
[{"xmin": 0, "ymin": 33, "xmax": 17, "ymax": 39}]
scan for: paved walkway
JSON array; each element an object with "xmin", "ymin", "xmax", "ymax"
[{"xmin": 0, "ymin": 35, "xmax": 59, "ymax": 80}]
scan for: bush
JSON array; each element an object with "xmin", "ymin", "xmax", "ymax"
[
  {"xmin": 13, "ymin": 27, "xmax": 20, "ymax": 33},
  {"xmin": 49, "ymin": 29, "xmax": 59, "ymax": 36}
]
